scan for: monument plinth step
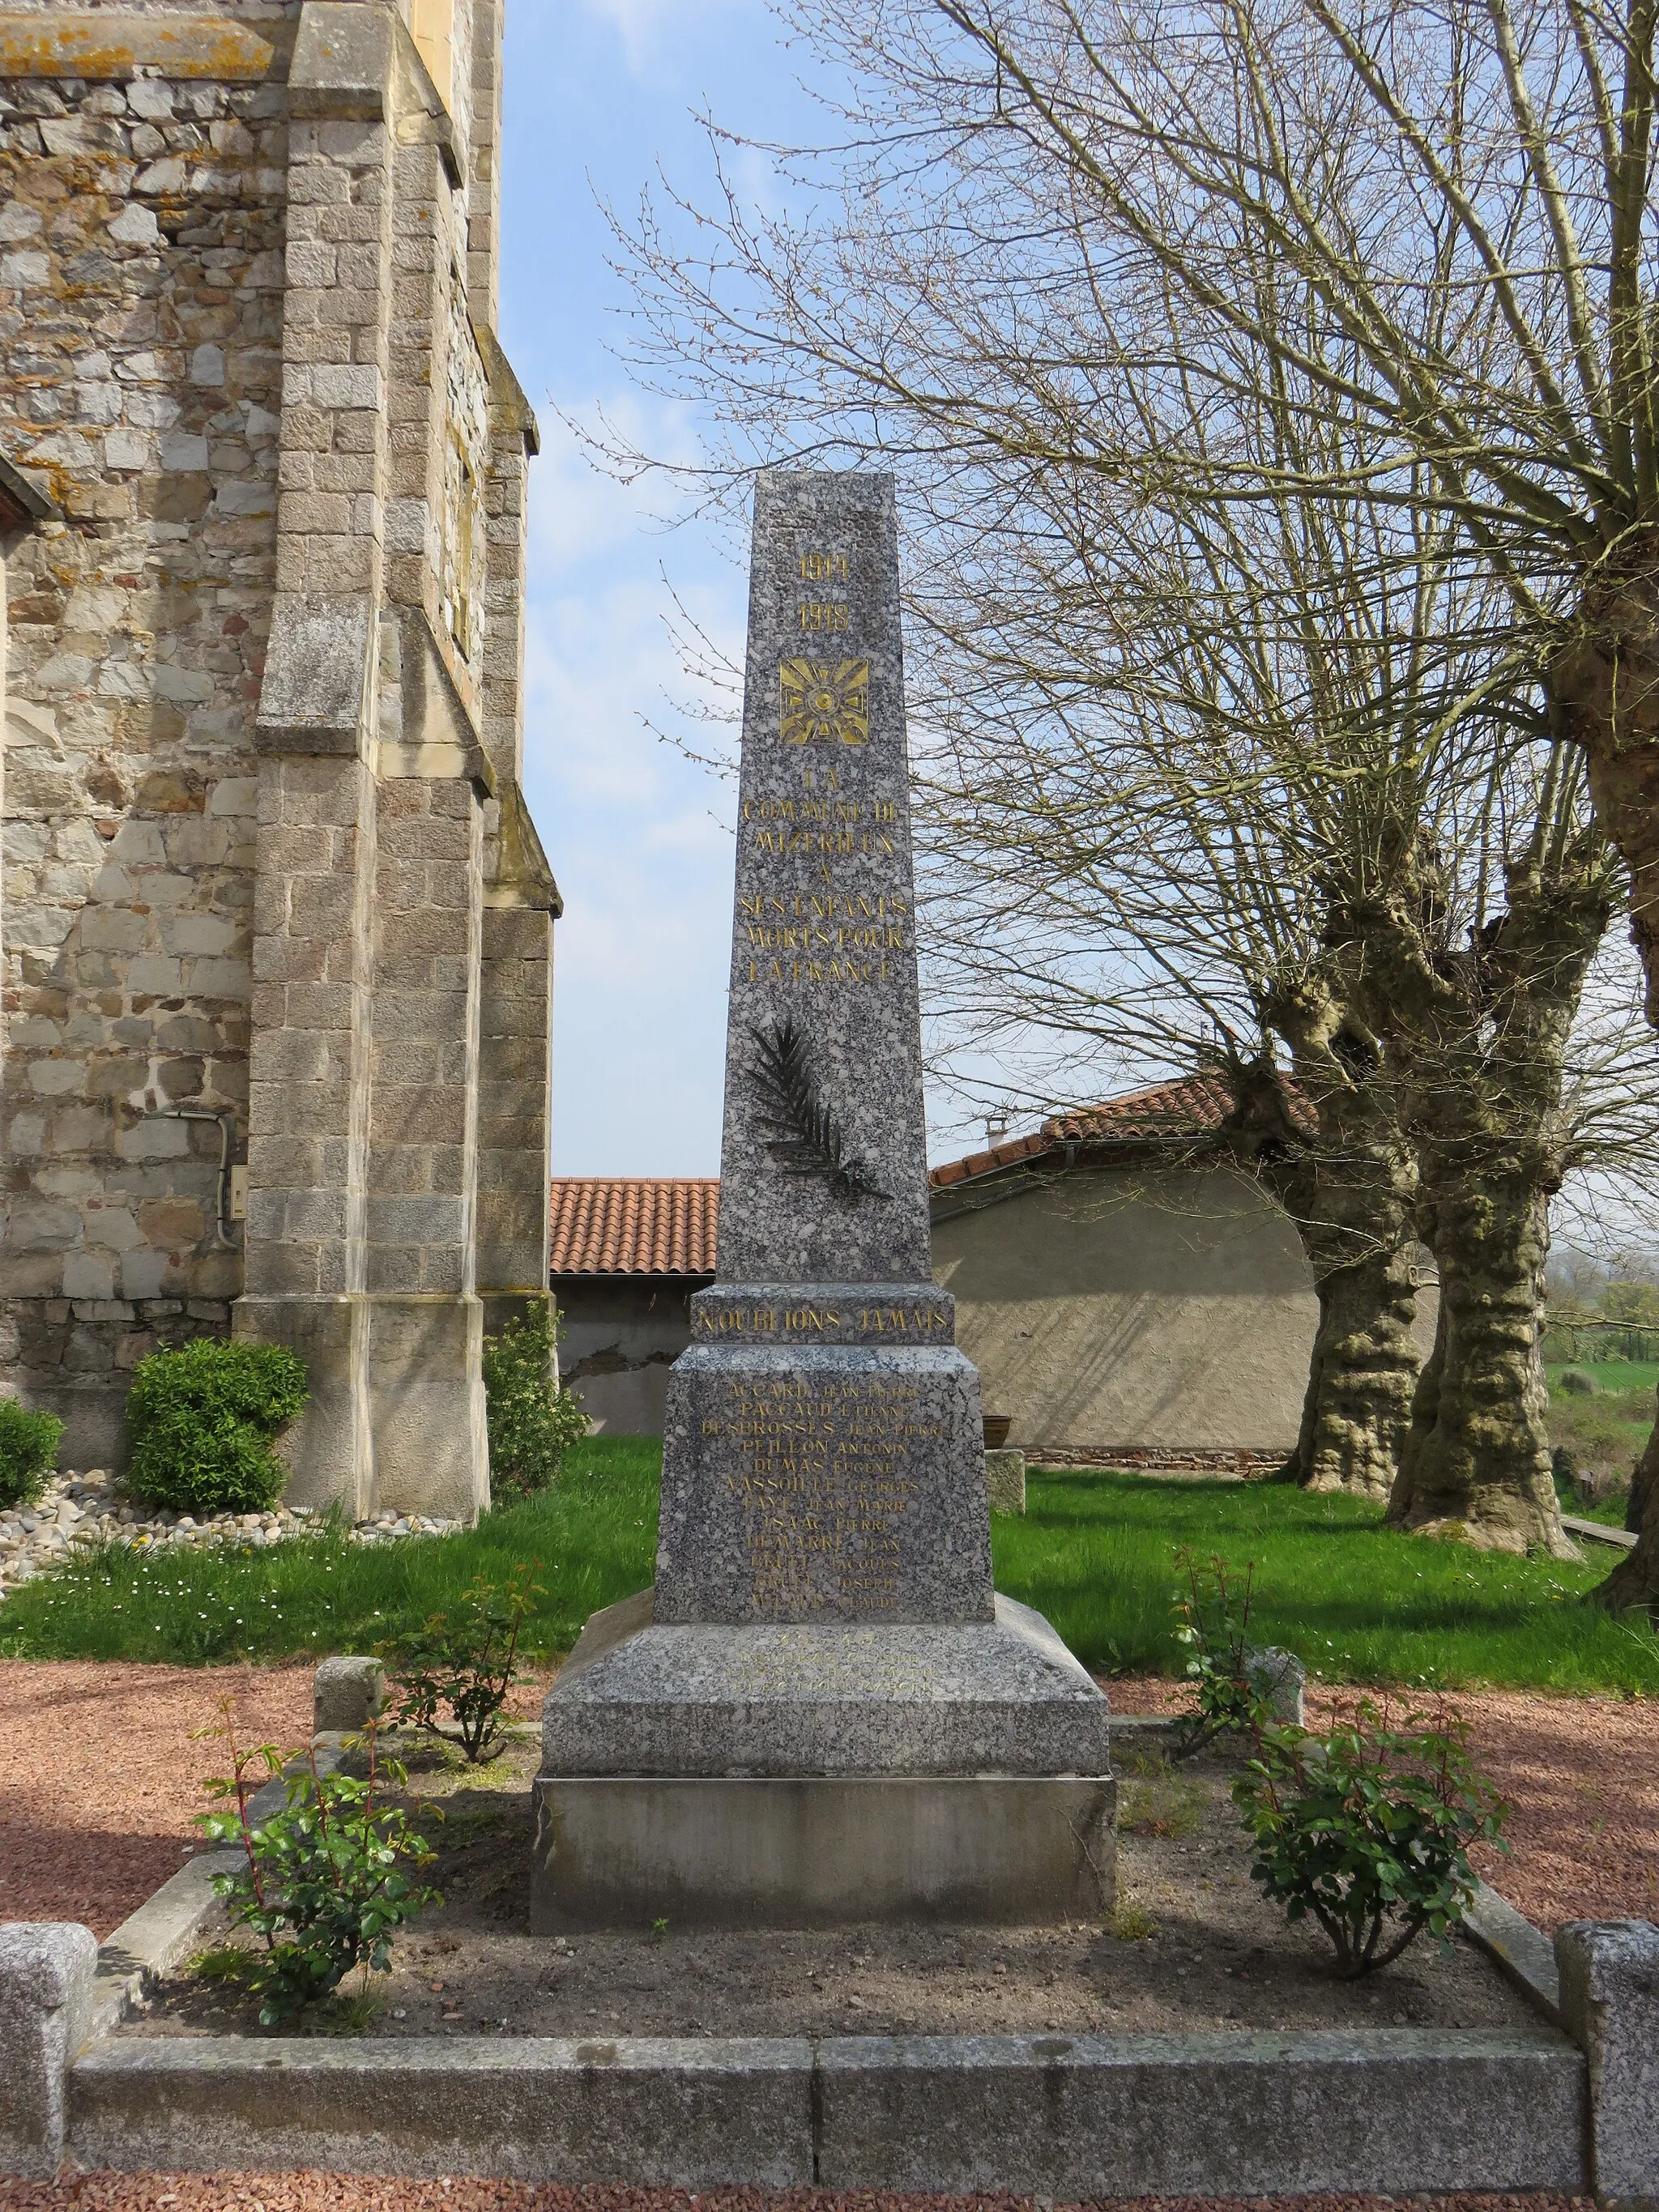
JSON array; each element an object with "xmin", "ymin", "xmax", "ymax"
[
  {"xmin": 538, "ymin": 1589, "xmax": 1111, "ymax": 1779},
  {"xmin": 528, "ymin": 1771, "xmax": 1115, "ymax": 1930}
]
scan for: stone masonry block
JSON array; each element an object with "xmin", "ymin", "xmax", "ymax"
[
  {"xmin": 1557, "ymin": 1920, "xmax": 1659, "ymax": 2210},
  {"xmin": 370, "ymin": 1085, "xmax": 467, "ymax": 1145},
  {"xmin": 0, "ymin": 1922, "xmax": 98, "ymax": 2178},
  {"xmin": 258, "ymin": 592, "xmax": 371, "ymax": 742},
  {"xmin": 313, "ymin": 1656, "xmax": 386, "ymax": 1734},
  {"xmin": 365, "ymin": 1195, "xmax": 465, "ymax": 1249},
  {"xmin": 251, "ymin": 1030, "xmax": 334, "ymax": 1087}
]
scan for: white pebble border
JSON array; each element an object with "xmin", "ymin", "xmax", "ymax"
[{"xmin": 0, "ymin": 1468, "xmax": 463, "ymax": 1594}]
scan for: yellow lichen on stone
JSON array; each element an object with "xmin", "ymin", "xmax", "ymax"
[{"xmin": 0, "ymin": 14, "xmax": 286, "ymax": 83}]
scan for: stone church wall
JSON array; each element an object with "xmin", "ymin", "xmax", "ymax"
[{"xmin": 1, "ymin": 1, "xmax": 558, "ymax": 1507}]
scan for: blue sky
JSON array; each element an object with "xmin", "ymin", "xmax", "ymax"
[{"xmin": 497, "ymin": 0, "xmax": 805, "ymax": 1178}]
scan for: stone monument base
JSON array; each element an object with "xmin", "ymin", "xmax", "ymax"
[
  {"xmin": 530, "ymin": 1589, "xmax": 1115, "ymax": 1929},
  {"xmin": 529, "ymin": 1772, "xmax": 1114, "ymax": 1929}
]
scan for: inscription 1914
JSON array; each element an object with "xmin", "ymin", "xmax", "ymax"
[{"xmin": 700, "ymin": 1375, "xmax": 946, "ymax": 1615}]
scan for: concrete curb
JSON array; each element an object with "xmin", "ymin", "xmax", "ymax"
[
  {"xmin": 89, "ymin": 1852, "xmax": 243, "ymax": 2044},
  {"xmin": 1557, "ymin": 1919, "xmax": 1659, "ymax": 2210},
  {"xmin": 815, "ymin": 2026, "xmax": 1588, "ymax": 2196},
  {"xmin": 1463, "ymin": 1877, "xmax": 1566, "ymax": 2027},
  {"xmin": 85, "ymin": 1741, "xmax": 348, "ymax": 2041},
  {"xmin": 70, "ymin": 2035, "xmax": 814, "ymax": 2186},
  {"xmin": 1561, "ymin": 1514, "xmax": 1639, "ymax": 1550},
  {"xmin": 61, "ymin": 2024, "xmax": 1589, "ymax": 2193},
  {"xmin": 0, "ymin": 1924, "xmax": 98, "ymax": 2179}
]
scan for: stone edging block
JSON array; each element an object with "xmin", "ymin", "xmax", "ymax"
[
  {"xmin": 0, "ymin": 1922, "xmax": 98, "ymax": 2177},
  {"xmin": 816, "ymin": 2026, "xmax": 1588, "ymax": 2196},
  {"xmin": 1558, "ymin": 1919, "xmax": 1659, "ymax": 2210},
  {"xmin": 58, "ymin": 2023, "xmax": 1588, "ymax": 2194},
  {"xmin": 69, "ymin": 2035, "xmax": 814, "ymax": 2186}
]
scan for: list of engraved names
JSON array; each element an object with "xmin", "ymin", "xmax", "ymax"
[{"xmin": 701, "ymin": 1374, "xmax": 946, "ymax": 1615}]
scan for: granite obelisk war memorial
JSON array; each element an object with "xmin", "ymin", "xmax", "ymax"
[{"xmin": 532, "ymin": 472, "xmax": 1114, "ymax": 1927}]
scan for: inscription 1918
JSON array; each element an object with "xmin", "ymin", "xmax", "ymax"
[{"xmin": 699, "ymin": 1375, "xmax": 946, "ymax": 1615}]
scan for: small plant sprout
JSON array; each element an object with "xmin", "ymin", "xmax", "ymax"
[
  {"xmin": 1170, "ymin": 1548, "xmax": 1270, "ymax": 1754},
  {"xmin": 378, "ymin": 1562, "xmax": 544, "ymax": 1762},
  {"xmin": 194, "ymin": 1697, "xmax": 439, "ymax": 2027}
]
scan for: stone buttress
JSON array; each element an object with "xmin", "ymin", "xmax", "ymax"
[{"xmin": 0, "ymin": 1, "xmax": 558, "ymax": 1515}]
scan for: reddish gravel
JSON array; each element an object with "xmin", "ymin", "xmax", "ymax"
[
  {"xmin": 0, "ymin": 2184, "xmax": 1601, "ymax": 2212},
  {"xmin": 0, "ymin": 1663, "xmax": 314, "ymax": 1937},
  {"xmin": 0, "ymin": 1663, "xmax": 552, "ymax": 1937}
]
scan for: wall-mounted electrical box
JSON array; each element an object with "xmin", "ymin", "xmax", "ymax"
[{"xmin": 228, "ymin": 1164, "xmax": 249, "ymax": 1221}]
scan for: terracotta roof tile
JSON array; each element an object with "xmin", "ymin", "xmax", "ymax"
[
  {"xmin": 1041, "ymin": 1072, "xmax": 1237, "ymax": 1144},
  {"xmin": 548, "ymin": 1178, "xmax": 719, "ymax": 1276},
  {"xmin": 928, "ymin": 1073, "xmax": 1242, "ymax": 1190}
]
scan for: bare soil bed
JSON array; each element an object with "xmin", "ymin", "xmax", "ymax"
[{"xmin": 122, "ymin": 1733, "xmax": 1537, "ymax": 2043}]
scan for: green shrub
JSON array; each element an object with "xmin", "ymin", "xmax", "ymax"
[
  {"xmin": 378, "ymin": 1561, "xmax": 543, "ymax": 1762},
  {"xmin": 482, "ymin": 1307, "xmax": 590, "ymax": 1502},
  {"xmin": 1232, "ymin": 1698, "xmax": 1508, "ymax": 1977},
  {"xmin": 196, "ymin": 1707, "xmax": 438, "ymax": 2027},
  {"xmin": 125, "ymin": 1338, "xmax": 307, "ymax": 1517},
  {"xmin": 1557, "ymin": 1367, "xmax": 1599, "ymax": 1396},
  {"xmin": 0, "ymin": 1400, "xmax": 63, "ymax": 1511}
]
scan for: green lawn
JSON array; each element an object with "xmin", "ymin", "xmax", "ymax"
[
  {"xmin": 0, "ymin": 1437, "xmax": 659, "ymax": 1668},
  {"xmin": 996, "ymin": 1467, "xmax": 1657, "ymax": 1695},
  {"xmin": 2, "ymin": 1441, "xmax": 1655, "ymax": 1696}
]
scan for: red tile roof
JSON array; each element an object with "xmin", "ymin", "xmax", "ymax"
[
  {"xmin": 549, "ymin": 1076, "xmax": 1287, "ymax": 1252},
  {"xmin": 548, "ymin": 1178, "xmax": 719, "ymax": 1276},
  {"xmin": 928, "ymin": 1073, "xmax": 1238, "ymax": 1191}
]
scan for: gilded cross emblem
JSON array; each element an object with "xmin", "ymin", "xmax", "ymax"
[{"xmin": 779, "ymin": 658, "xmax": 870, "ymax": 745}]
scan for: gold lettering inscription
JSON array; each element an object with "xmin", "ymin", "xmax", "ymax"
[
  {"xmin": 780, "ymin": 658, "xmax": 869, "ymax": 746},
  {"xmin": 799, "ymin": 550, "xmax": 851, "ymax": 583},
  {"xmin": 799, "ymin": 601, "xmax": 851, "ymax": 633},
  {"xmin": 710, "ymin": 1376, "xmax": 950, "ymax": 1617}
]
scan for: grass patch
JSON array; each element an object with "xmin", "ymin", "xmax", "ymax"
[
  {"xmin": 4, "ymin": 1443, "xmax": 1656, "ymax": 1696},
  {"xmin": 1118, "ymin": 1762, "xmax": 1206, "ymax": 1839},
  {"xmin": 993, "ymin": 1468, "xmax": 1659, "ymax": 1696},
  {"xmin": 0, "ymin": 1437, "xmax": 657, "ymax": 1667}
]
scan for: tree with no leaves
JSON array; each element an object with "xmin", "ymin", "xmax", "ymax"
[{"xmin": 602, "ymin": 0, "xmax": 1659, "ymax": 1589}]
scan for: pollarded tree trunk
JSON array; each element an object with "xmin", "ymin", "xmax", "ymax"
[
  {"xmin": 1371, "ymin": 837, "xmax": 1612, "ymax": 1559},
  {"xmin": 1551, "ymin": 550, "xmax": 1659, "ymax": 1032},
  {"xmin": 1288, "ymin": 1161, "xmax": 1423, "ymax": 1500},
  {"xmin": 1293, "ymin": 1233, "xmax": 1423, "ymax": 1498},
  {"xmin": 1223, "ymin": 1051, "xmax": 1422, "ymax": 1499},
  {"xmin": 1553, "ymin": 559, "xmax": 1659, "ymax": 1608},
  {"xmin": 1390, "ymin": 1163, "xmax": 1575, "ymax": 1557},
  {"xmin": 1591, "ymin": 1388, "xmax": 1659, "ymax": 1613}
]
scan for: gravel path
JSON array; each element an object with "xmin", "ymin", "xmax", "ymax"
[{"xmin": 0, "ymin": 2182, "xmax": 1601, "ymax": 2212}]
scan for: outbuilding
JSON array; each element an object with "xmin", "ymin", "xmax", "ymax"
[{"xmin": 550, "ymin": 1076, "xmax": 1437, "ymax": 1460}]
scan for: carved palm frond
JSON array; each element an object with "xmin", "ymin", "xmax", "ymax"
[{"xmin": 746, "ymin": 1016, "xmax": 889, "ymax": 1202}]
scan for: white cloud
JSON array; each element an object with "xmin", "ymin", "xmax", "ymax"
[{"xmin": 578, "ymin": 0, "xmax": 762, "ymax": 79}]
